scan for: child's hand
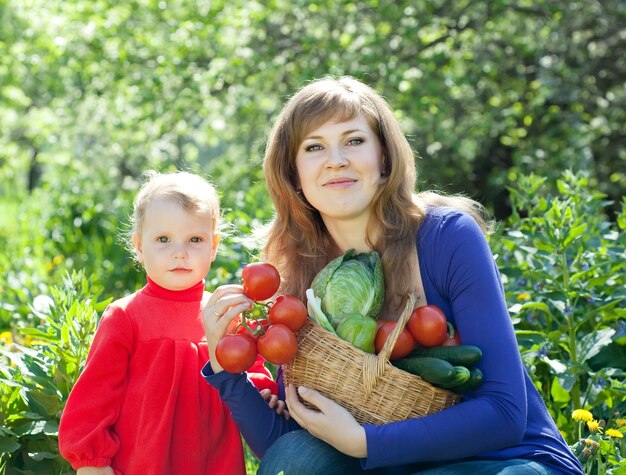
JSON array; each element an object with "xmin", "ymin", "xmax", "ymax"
[
  {"xmin": 260, "ymin": 388, "xmax": 290, "ymax": 420},
  {"xmin": 77, "ymin": 467, "xmax": 115, "ymax": 475},
  {"xmin": 202, "ymin": 284, "xmax": 254, "ymax": 373}
]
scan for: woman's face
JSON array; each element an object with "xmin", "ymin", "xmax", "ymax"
[{"xmin": 295, "ymin": 112, "xmax": 384, "ymax": 226}]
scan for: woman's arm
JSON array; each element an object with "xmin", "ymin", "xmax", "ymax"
[
  {"xmin": 362, "ymin": 211, "xmax": 527, "ymax": 468},
  {"xmin": 202, "ymin": 285, "xmax": 300, "ymax": 457},
  {"xmin": 202, "ymin": 364, "xmax": 300, "ymax": 458}
]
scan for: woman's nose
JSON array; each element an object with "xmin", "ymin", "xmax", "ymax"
[{"xmin": 326, "ymin": 146, "xmax": 348, "ymax": 168}]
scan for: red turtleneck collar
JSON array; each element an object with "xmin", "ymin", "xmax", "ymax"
[{"xmin": 142, "ymin": 276, "xmax": 205, "ymax": 302}]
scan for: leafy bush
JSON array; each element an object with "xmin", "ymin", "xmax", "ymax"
[
  {"xmin": 0, "ymin": 271, "xmax": 109, "ymax": 473},
  {"xmin": 2, "ymin": 171, "xmax": 625, "ymax": 474},
  {"xmin": 494, "ymin": 171, "xmax": 626, "ymax": 454}
]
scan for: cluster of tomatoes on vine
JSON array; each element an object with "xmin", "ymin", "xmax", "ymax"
[{"xmin": 214, "ymin": 262, "xmax": 308, "ymax": 373}]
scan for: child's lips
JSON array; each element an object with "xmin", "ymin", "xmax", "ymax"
[{"xmin": 170, "ymin": 268, "xmax": 192, "ymax": 273}]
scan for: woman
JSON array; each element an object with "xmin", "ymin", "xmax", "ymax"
[{"xmin": 202, "ymin": 76, "xmax": 583, "ymax": 474}]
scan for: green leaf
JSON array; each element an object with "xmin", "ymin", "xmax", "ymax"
[
  {"xmin": 515, "ymin": 330, "xmax": 547, "ymax": 347},
  {"xmin": 577, "ymin": 328, "xmax": 616, "ymax": 363},
  {"xmin": 519, "ymin": 302, "xmax": 551, "ymax": 313},
  {"xmin": 28, "ymin": 450, "xmax": 57, "ymax": 461},
  {"xmin": 550, "ymin": 377, "xmax": 571, "ymax": 404},
  {"xmin": 563, "ymin": 223, "xmax": 587, "ymax": 247},
  {"xmin": 542, "ymin": 356, "xmax": 567, "ymax": 374},
  {"xmin": 0, "ymin": 435, "xmax": 21, "ymax": 453},
  {"xmin": 556, "ymin": 373, "xmax": 576, "ymax": 392}
]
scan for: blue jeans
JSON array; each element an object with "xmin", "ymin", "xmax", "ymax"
[{"xmin": 257, "ymin": 430, "xmax": 562, "ymax": 475}]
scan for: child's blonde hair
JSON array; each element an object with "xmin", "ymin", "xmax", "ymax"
[{"xmin": 126, "ymin": 171, "xmax": 222, "ymax": 255}]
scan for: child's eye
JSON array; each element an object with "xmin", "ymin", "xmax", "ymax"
[
  {"xmin": 190, "ymin": 236, "xmax": 202, "ymax": 243},
  {"xmin": 157, "ymin": 236, "xmax": 169, "ymax": 243},
  {"xmin": 347, "ymin": 137, "xmax": 364, "ymax": 146}
]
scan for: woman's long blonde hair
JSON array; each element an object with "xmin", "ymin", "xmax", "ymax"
[{"xmin": 262, "ymin": 76, "xmax": 492, "ymax": 318}]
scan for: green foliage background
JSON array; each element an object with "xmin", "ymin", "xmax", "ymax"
[{"xmin": 1, "ymin": 0, "xmax": 625, "ymax": 473}]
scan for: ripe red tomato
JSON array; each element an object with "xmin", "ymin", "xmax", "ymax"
[
  {"xmin": 407, "ymin": 305, "xmax": 448, "ymax": 347},
  {"xmin": 242, "ymin": 262, "xmax": 281, "ymax": 301},
  {"xmin": 441, "ymin": 323, "xmax": 462, "ymax": 346},
  {"xmin": 375, "ymin": 321, "xmax": 415, "ymax": 360},
  {"xmin": 257, "ymin": 323, "xmax": 298, "ymax": 365},
  {"xmin": 227, "ymin": 315, "xmax": 270, "ymax": 341},
  {"xmin": 268, "ymin": 295, "xmax": 308, "ymax": 332},
  {"xmin": 215, "ymin": 334, "xmax": 258, "ymax": 373}
]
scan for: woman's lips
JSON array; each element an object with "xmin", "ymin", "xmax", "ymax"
[{"xmin": 323, "ymin": 177, "xmax": 356, "ymax": 187}]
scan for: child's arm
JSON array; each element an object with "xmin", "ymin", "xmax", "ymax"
[{"xmin": 59, "ymin": 305, "xmax": 132, "ymax": 470}]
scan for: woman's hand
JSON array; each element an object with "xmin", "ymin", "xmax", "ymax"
[
  {"xmin": 260, "ymin": 388, "xmax": 290, "ymax": 420},
  {"xmin": 202, "ymin": 284, "xmax": 253, "ymax": 373},
  {"xmin": 285, "ymin": 383, "xmax": 367, "ymax": 458}
]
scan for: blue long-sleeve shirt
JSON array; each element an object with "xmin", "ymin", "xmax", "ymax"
[{"xmin": 202, "ymin": 208, "xmax": 583, "ymax": 475}]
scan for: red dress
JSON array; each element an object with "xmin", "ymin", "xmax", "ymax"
[{"xmin": 59, "ymin": 278, "xmax": 277, "ymax": 475}]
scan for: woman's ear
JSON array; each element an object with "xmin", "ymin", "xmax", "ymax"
[
  {"xmin": 211, "ymin": 233, "xmax": 221, "ymax": 262},
  {"xmin": 132, "ymin": 233, "xmax": 144, "ymax": 263}
]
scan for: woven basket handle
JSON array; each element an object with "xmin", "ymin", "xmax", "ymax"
[
  {"xmin": 378, "ymin": 292, "xmax": 417, "ymax": 361},
  {"xmin": 362, "ymin": 293, "xmax": 417, "ymax": 396}
]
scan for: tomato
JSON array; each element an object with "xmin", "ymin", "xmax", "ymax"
[
  {"xmin": 407, "ymin": 305, "xmax": 448, "ymax": 347},
  {"xmin": 242, "ymin": 262, "xmax": 281, "ymax": 301},
  {"xmin": 374, "ymin": 321, "xmax": 415, "ymax": 360},
  {"xmin": 257, "ymin": 323, "xmax": 298, "ymax": 365},
  {"xmin": 268, "ymin": 295, "xmax": 308, "ymax": 332},
  {"xmin": 441, "ymin": 323, "xmax": 462, "ymax": 346},
  {"xmin": 215, "ymin": 334, "xmax": 258, "ymax": 373},
  {"xmin": 226, "ymin": 314, "xmax": 243, "ymax": 334},
  {"xmin": 227, "ymin": 315, "xmax": 270, "ymax": 341}
]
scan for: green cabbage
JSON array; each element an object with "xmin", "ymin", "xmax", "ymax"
[
  {"xmin": 336, "ymin": 313, "xmax": 378, "ymax": 353},
  {"xmin": 311, "ymin": 249, "xmax": 384, "ymax": 328}
]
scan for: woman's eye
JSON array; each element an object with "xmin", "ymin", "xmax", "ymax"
[
  {"xmin": 157, "ymin": 236, "xmax": 169, "ymax": 243},
  {"xmin": 305, "ymin": 144, "xmax": 323, "ymax": 152},
  {"xmin": 190, "ymin": 236, "xmax": 202, "ymax": 243},
  {"xmin": 347, "ymin": 137, "xmax": 364, "ymax": 146}
]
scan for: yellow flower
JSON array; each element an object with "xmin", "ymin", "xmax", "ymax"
[
  {"xmin": 572, "ymin": 409, "xmax": 593, "ymax": 422},
  {"xmin": 517, "ymin": 293, "xmax": 531, "ymax": 301},
  {"xmin": 587, "ymin": 419, "xmax": 602, "ymax": 433},
  {"xmin": 606, "ymin": 429, "xmax": 624, "ymax": 439},
  {"xmin": 616, "ymin": 419, "xmax": 626, "ymax": 428},
  {"xmin": 0, "ymin": 331, "xmax": 13, "ymax": 345},
  {"xmin": 585, "ymin": 439, "xmax": 600, "ymax": 449}
]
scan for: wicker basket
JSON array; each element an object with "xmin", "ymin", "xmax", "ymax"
[{"xmin": 282, "ymin": 293, "xmax": 461, "ymax": 425}]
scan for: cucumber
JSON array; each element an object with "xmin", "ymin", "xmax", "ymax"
[
  {"xmin": 407, "ymin": 344, "xmax": 482, "ymax": 367},
  {"xmin": 439, "ymin": 366, "xmax": 471, "ymax": 389},
  {"xmin": 452, "ymin": 367, "xmax": 484, "ymax": 392},
  {"xmin": 393, "ymin": 357, "xmax": 456, "ymax": 386}
]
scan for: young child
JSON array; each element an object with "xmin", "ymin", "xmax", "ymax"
[{"xmin": 59, "ymin": 170, "xmax": 278, "ymax": 475}]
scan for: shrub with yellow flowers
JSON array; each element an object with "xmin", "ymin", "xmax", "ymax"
[{"xmin": 570, "ymin": 409, "xmax": 626, "ymax": 474}]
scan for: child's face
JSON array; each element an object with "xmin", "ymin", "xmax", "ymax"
[{"xmin": 132, "ymin": 197, "xmax": 219, "ymax": 291}]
